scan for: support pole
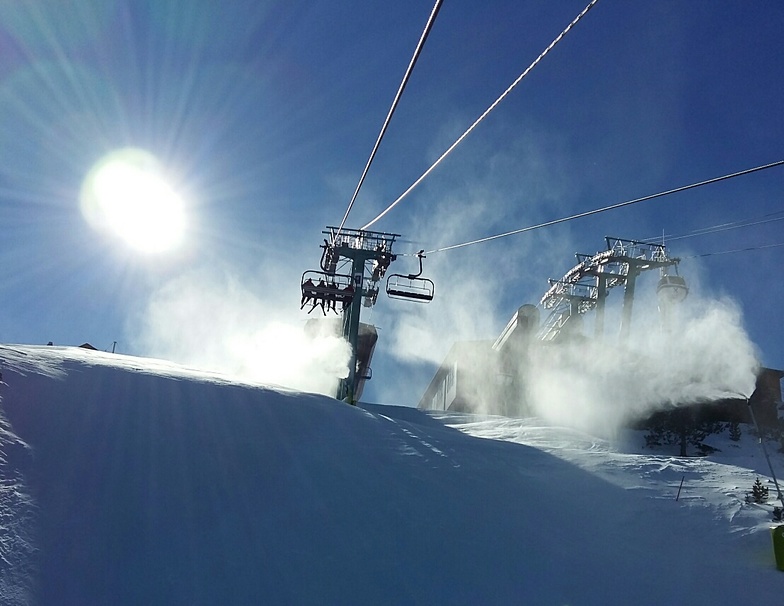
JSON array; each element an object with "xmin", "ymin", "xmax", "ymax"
[
  {"xmin": 339, "ymin": 259, "xmax": 365, "ymax": 404},
  {"xmin": 619, "ymin": 267, "xmax": 639, "ymax": 341},
  {"xmin": 324, "ymin": 227, "xmax": 399, "ymax": 404},
  {"xmin": 676, "ymin": 475, "xmax": 685, "ymax": 501},
  {"xmin": 594, "ymin": 273, "xmax": 607, "ymax": 338},
  {"xmin": 748, "ymin": 397, "xmax": 784, "ymax": 506}
]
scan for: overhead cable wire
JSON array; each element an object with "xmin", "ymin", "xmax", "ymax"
[
  {"xmin": 423, "ymin": 159, "xmax": 784, "ymax": 255},
  {"xmin": 361, "ymin": 0, "xmax": 601, "ymax": 231},
  {"xmin": 685, "ymin": 241, "xmax": 784, "ymax": 258},
  {"xmin": 640, "ymin": 210, "xmax": 784, "ymax": 244},
  {"xmin": 336, "ymin": 0, "xmax": 444, "ymax": 235}
]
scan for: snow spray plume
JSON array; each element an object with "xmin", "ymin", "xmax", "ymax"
[
  {"xmin": 373, "ymin": 131, "xmax": 576, "ymax": 405},
  {"xmin": 375, "ymin": 204, "xmax": 558, "ymax": 404},
  {"xmin": 130, "ymin": 266, "xmax": 351, "ymax": 396},
  {"xmin": 520, "ymin": 295, "xmax": 759, "ymax": 435}
]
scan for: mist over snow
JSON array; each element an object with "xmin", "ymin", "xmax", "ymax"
[
  {"xmin": 522, "ymin": 293, "xmax": 759, "ymax": 435},
  {"xmin": 129, "ymin": 265, "xmax": 350, "ymax": 396},
  {"xmin": 368, "ymin": 134, "xmax": 576, "ymax": 404}
]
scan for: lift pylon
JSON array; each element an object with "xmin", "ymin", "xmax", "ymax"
[
  {"xmin": 538, "ymin": 237, "xmax": 683, "ymax": 342},
  {"xmin": 301, "ymin": 227, "xmax": 439, "ymax": 403},
  {"xmin": 301, "ymin": 227, "xmax": 398, "ymax": 403}
]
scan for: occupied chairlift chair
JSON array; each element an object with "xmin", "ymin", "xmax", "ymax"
[
  {"xmin": 385, "ymin": 250, "xmax": 435, "ymax": 303},
  {"xmin": 300, "ymin": 241, "xmax": 357, "ymax": 313},
  {"xmin": 300, "ymin": 270, "xmax": 355, "ymax": 313}
]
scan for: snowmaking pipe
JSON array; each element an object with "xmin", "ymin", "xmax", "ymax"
[{"xmin": 746, "ymin": 396, "xmax": 784, "ymax": 507}]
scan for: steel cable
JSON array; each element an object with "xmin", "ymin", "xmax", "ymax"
[
  {"xmin": 336, "ymin": 0, "xmax": 444, "ymax": 235},
  {"xmin": 422, "ymin": 159, "xmax": 784, "ymax": 255},
  {"xmin": 361, "ymin": 0, "xmax": 601, "ymax": 230}
]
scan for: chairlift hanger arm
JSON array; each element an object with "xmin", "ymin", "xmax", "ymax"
[{"xmin": 406, "ymin": 250, "xmax": 426, "ymax": 278}]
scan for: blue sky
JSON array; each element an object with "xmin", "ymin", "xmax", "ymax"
[{"xmin": 0, "ymin": 1, "xmax": 782, "ymax": 405}]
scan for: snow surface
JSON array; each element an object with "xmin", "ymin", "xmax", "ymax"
[{"xmin": 0, "ymin": 344, "xmax": 783, "ymax": 605}]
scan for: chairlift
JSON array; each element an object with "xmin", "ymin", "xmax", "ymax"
[
  {"xmin": 300, "ymin": 270, "xmax": 355, "ymax": 313},
  {"xmin": 656, "ymin": 273, "xmax": 688, "ymax": 304},
  {"xmin": 385, "ymin": 250, "xmax": 435, "ymax": 303}
]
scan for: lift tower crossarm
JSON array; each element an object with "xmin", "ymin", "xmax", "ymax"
[{"xmin": 538, "ymin": 236, "xmax": 681, "ymax": 342}]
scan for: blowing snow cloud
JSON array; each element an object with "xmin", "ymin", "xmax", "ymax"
[
  {"xmin": 130, "ymin": 266, "xmax": 351, "ymax": 396},
  {"xmin": 523, "ymin": 294, "xmax": 760, "ymax": 434}
]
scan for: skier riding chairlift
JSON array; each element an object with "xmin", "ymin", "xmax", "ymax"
[{"xmin": 301, "ymin": 277, "xmax": 316, "ymax": 309}]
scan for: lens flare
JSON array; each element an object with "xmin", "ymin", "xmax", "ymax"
[{"xmin": 80, "ymin": 148, "xmax": 186, "ymax": 254}]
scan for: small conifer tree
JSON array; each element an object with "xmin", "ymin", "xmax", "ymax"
[{"xmin": 749, "ymin": 478, "xmax": 769, "ymax": 504}]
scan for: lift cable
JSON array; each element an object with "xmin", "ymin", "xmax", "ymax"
[
  {"xmin": 685, "ymin": 241, "xmax": 784, "ymax": 259},
  {"xmin": 639, "ymin": 210, "xmax": 784, "ymax": 244},
  {"xmin": 336, "ymin": 0, "xmax": 444, "ymax": 236},
  {"xmin": 361, "ymin": 0, "xmax": 601, "ymax": 231},
  {"xmin": 420, "ymin": 158, "xmax": 784, "ymax": 255}
]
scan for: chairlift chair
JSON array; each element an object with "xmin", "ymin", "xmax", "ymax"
[
  {"xmin": 385, "ymin": 250, "xmax": 435, "ymax": 303},
  {"xmin": 301, "ymin": 270, "xmax": 356, "ymax": 311}
]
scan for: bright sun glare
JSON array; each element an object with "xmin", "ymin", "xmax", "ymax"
[{"xmin": 80, "ymin": 148, "xmax": 186, "ymax": 254}]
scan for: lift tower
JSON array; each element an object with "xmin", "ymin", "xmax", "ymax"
[
  {"xmin": 301, "ymin": 227, "xmax": 435, "ymax": 403},
  {"xmin": 539, "ymin": 237, "xmax": 683, "ymax": 342},
  {"xmin": 319, "ymin": 227, "xmax": 398, "ymax": 403}
]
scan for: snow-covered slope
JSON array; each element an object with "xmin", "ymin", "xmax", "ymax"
[{"xmin": 0, "ymin": 345, "xmax": 782, "ymax": 605}]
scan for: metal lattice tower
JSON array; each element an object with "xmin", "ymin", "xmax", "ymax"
[{"xmin": 538, "ymin": 237, "xmax": 681, "ymax": 342}]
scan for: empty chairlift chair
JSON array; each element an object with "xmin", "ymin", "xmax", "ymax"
[{"xmin": 385, "ymin": 250, "xmax": 435, "ymax": 303}]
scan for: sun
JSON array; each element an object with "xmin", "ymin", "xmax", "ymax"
[{"xmin": 80, "ymin": 148, "xmax": 187, "ymax": 254}]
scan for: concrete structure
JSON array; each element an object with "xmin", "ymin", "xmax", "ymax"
[
  {"xmin": 710, "ymin": 367, "xmax": 784, "ymax": 428},
  {"xmin": 418, "ymin": 340, "xmax": 495, "ymax": 413},
  {"xmin": 418, "ymin": 305, "xmax": 541, "ymax": 415}
]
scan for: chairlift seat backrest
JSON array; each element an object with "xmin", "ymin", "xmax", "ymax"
[{"xmin": 386, "ymin": 274, "xmax": 434, "ymax": 303}]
